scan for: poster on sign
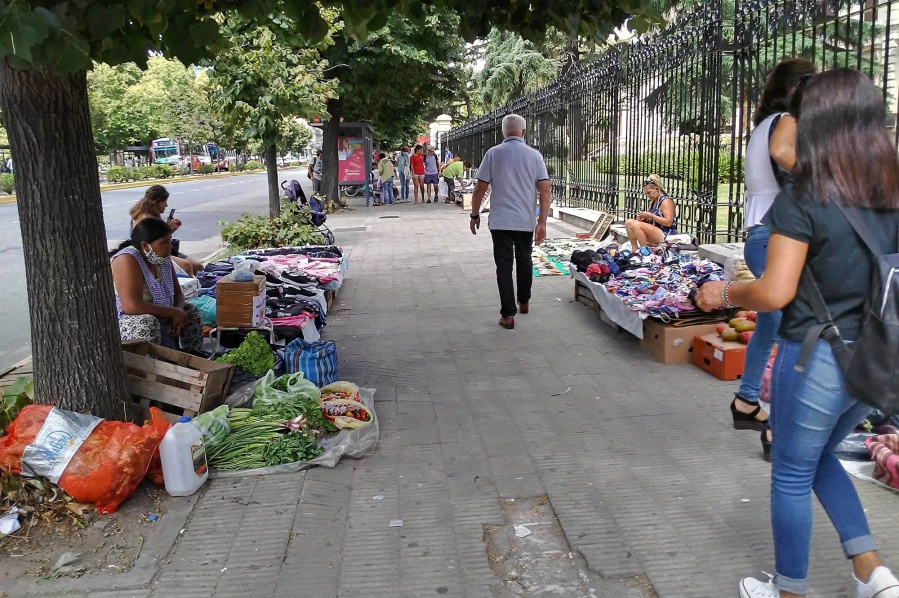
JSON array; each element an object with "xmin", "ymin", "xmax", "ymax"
[{"xmin": 338, "ymin": 137, "xmax": 366, "ymax": 184}]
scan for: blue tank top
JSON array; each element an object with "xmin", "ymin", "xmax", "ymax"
[{"xmin": 650, "ymin": 194, "xmax": 677, "ymax": 237}]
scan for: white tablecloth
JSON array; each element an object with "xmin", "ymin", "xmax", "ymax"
[{"xmin": 572, "ymin": 270, "xmax": 646, "ymax": 339}]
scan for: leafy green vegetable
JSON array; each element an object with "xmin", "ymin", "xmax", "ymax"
[
  {"xmin": 263, "ymin": 431, "xmax": 323, "ymax": 465},
  {"xmin": 192, "ymin": 405, "xmax": 231, "ymax": 451},
  {"xmin": 216, "ymin": 332, "xmax": 274, "ymax": 377},
  {"xmin": 1, "ymin": 377, "xmax": 34, "ymax": 436}
]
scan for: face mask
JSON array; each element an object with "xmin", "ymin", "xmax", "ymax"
[{"xmin": 143, "ymin": 247, "xmax": 169, "ymax": 265}]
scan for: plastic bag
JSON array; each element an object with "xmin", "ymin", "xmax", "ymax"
[
  {"xmin": 0, "ymin": 405, "xmax": 170, "ymax": 513},
  {"xmin": 252, "ymin": 370, "xmax": 321, "ymax": 408},
  {"xmin": 187, "ymin": 296, "xmax": 217, "ymax": 326},
  {"xmin": 232, "ymin": 260, "xmax": 259, "ymax": 282},
  {"xmin": 867, "ymin": 434, "xmax": 899, "ymax": 488},
  {"xmin": 725, "ymin": 255, "xmax": 755, "ymax": 282},
  {"xmin": 322, "ymin": 398, "xmax": 373, "ymax": 429},
  {"xmin": 192, "ymin": 405, "xmax": 231, "ymax": 451},
  {"xmin": 211, "ymin": 387, "xmax": 379, "ymax": 479},
  {"xmin": 834, "ymin": 432, "xmax": 877, "ymax": 461},
  {"xmin": 438, "ymin": 179, "xmax": 448, "ymax": 199}
]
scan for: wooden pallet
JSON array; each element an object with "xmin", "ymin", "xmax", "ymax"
[{"xmin": 0, "ymin": 356, "xmax": 33, "ymax": 394}]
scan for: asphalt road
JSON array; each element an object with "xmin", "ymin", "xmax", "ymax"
[{"xmin": 0, "ymin": 168, "xmax": 311, "ymax": 370}]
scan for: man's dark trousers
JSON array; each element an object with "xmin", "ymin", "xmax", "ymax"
[{"xmin": 490, "ymin": 229, "xmax": 533, "ymax": 318}]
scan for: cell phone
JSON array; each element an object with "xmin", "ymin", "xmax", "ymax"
[{"xmin": 168, "ymin": 209, "xmax": 176, "ymax": 220}]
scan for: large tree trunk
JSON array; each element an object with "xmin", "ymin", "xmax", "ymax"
[
  {"xmin": 320, "ymin": 95, "xmax": 344, "ymax": 203},
  {"xmin": 0, "ymin": 62, "xmax": 128, "ymax": 421},
  {"xmin": 264, "ymin": 143, "xmax": 280, "ymax": 218}
]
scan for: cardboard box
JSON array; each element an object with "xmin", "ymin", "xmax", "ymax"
[
  {"xmin": 215, "ymin": 274, "xmax": 266, "ymax": 328},
  {"xmin": 641, "ymin": 319, "xmax": 723, "ymax": 364},
  {"xmin": 462, "ymin": 193, "xmax": 473, "ymax": 210},
  {"xmin": 122, "ymin": 340, "xmax": 235, "ymax": 424},
  {"xmin": 693, "ymin": 332, "xmax": 747, "ymax": 380}
]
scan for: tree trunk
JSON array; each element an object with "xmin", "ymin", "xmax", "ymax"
[
  {"xmin": 0, "ymin": 62, "xmax": 129, "ymax": 421},
  {"xmin": 264, "ymin": 143, "xmax": 280, "ymax": 218},
  {"xmin": 321, "ymin": 95, "xmax": 344, "ymax": 203}
]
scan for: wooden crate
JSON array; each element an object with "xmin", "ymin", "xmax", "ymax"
[
  {"xmin": 574, "ymin": 279, "xmax": 599, "ymax": 311},
  {"xmin": 122, "ymin": 340, "xmax": 236, "ymax": 424},
  {"xmin": 0, "ymin": 356, "xmax": 33, "ymax": 394}
]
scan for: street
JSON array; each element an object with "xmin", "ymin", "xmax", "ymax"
[{"xmin": 0, "ymin": 168, "xmax": 310, "ymax": 370}]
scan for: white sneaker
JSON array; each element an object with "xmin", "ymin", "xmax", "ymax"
[
  {"xmin": 857, "ymin": 566, "xmax": 899, "ymax": 598},
  {"xmin": 739, "ymin": 576, "xmax": 779, "ymax": 598}
]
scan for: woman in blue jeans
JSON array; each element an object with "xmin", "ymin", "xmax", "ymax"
[
  {"xmin": 731, "ymin": 59, "xmax": 815, "ymax": 462},
  {"xmin": 697, "ymin": 69, "xmax": 899, "ymax": 598}
]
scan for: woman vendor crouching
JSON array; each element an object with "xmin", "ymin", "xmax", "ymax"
[{"xmin": 110, "ymin": 218, "xmax": 203, "ymax": 352}]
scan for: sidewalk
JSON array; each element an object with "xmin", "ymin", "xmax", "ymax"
[{"xmin": 16, "ymin": 199, "xmax": 899, "ymax": 597}]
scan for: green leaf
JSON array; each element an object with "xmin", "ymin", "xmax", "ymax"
[{"xmin": 0, "ymin": 1, "xmax": 51, "ymax": 64}]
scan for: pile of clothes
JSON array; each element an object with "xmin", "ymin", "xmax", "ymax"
[{"xmin": 571, "ymin": 243, "xmax": 724, "ymax": 319}]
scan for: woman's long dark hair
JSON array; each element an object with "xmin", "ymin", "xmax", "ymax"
[
  {"xmin": 110, "ymin": 217, "xmax": 172, "ymax": 257},
  {"xmin": 752, "ymin": 58, "xmax": 817, "ymax": 126},
  {"xmin": 794, "ymin": 68, "xmax": 899, "ymax": 210}
]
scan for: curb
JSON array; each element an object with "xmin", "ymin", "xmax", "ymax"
[{"xmin": 0, "ymin": 167, "xmax": 300, "ymax": 205}]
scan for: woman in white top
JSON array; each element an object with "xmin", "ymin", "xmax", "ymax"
[{"xmin": 730, "ymin": 58, "xmax": 816, "ymax": 458}]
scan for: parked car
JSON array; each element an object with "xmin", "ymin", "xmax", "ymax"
[{"xmin": 214, "ymin": 159, "xmax": 229, "ymax": 172}]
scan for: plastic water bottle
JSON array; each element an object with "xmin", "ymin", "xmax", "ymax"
[{"xmin": 159, "ymin": 416, "xmax": 208, "ymax": 496}]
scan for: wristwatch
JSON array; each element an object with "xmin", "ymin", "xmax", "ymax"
[{"xmin": 470, "ymin": 213, "xmax": 480, "ymax": 219}]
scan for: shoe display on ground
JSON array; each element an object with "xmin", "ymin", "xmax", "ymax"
[
  {"xmin": 498, "ymin": 316, "xmax": 514, "ymax": 329},
  {"xmin": 857, "ymin": 566, "xmax": 899, "ymax": 598},
  {"xmin": 739, "ymin": 576, "xmax": 779, "ymax": 598}
]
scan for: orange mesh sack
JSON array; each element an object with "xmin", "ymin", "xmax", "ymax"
[{"xmin": 0, "ymin": 405, "xmax": 170, "ymax": 513}]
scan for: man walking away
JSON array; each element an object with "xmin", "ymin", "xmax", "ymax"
[
  {"xmin": 397, "ymin": 146, "xmax": 411, "ymax": 203},
  {"xmin": 308, "ymin": 150, "xmax": 323, "ymax": 194},
  {"xmin": 377, "ymin": 153, "xmax": 396, "ymax": 205},
  {"xmin": 424, "ymin": 147, "xmax": 440, "ymax": 204},
  {"xmin": 410, "ymin": 145, "xmax": 426, "ymax": 204},
  {"xmin": 470, "ymin": 114, "xmax": 551, "ymax": 330}
]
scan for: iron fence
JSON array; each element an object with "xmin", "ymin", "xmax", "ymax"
[{"xmin": 444, "ymin": 0, "xmax": 899, "ymax": 243}]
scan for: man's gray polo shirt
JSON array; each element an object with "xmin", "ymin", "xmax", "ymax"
[{"xmin": 476, "ymin": 136, "xmax": 549, "ymax": 232}]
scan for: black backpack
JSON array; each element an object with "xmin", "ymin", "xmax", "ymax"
[{"xmin": 797, "ymin": 202, "xmax": 899, "ymax": 414}]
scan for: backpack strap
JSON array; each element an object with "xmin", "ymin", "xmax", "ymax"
[{"xmin": 832, "ymin": 201, "xmax": 888, "ymax": 256}]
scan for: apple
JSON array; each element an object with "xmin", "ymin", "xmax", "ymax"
[
  {"xmin": 748, "ymin": 311, "xmax": 758, "ymax": 322},
  {"xmin": 739, "ymin": 331, "xmax": 754, "ymax": 344},
  {"xmin": 721, "ymin": 328, "xmax": 740, "ymax": 342},
  {"xmin": 716, "ymin": 323, "xmax": 729, "ymax": 336},
  {"xmin": 735, "ymin": 320, "xmax": 756, "ymax": 333},
  {"xmin": 735, "ymin": 311, "xmax": 752, "ymax": 319}
]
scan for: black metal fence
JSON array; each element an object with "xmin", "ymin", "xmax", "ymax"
[{"xmin": 444, "ymin": 0, "xmax": 899, "ymax": 243}]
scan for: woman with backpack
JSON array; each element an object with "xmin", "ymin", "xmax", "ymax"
[
  {"xmin": 730, "ymin": 58, "xmax": 816, "ymax": 460},
  {"xmin": 697, "ymin": 68, "xmax": 899, "ymax": 598}
]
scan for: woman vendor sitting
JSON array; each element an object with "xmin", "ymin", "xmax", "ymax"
[
  {"xmin": 110, "ymin": 218, "xmax": 203, "ymax": 352},
  {"xmin": 130, "ymin": 185, "xmax": 204, "ymax": 276},
  {"xmin": 625, "ymin": 174, "xmax": 678, "ymax": 248}
]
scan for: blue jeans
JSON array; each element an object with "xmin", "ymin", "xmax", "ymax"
[
  {"xmin": 738, "ymin": 225, "xmax": 782, "ymax": 402},
  {"xmin": 398, "ymin": 172, "xmax": 409, "ymax": 200},
  {"xmin": 381, "ymin": 177, "xmax": 395, "ymax": 204},
  {"xmin": 770, "ymin": 339, "xmax": 876, "ymax": 594}
]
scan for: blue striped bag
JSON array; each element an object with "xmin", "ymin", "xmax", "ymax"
[{"xmin": 284, "ymin": 339, "xmax": 338, "ymax": 387}]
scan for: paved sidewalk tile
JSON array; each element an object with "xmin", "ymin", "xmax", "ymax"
[{"xmin": 147, "ymin": 201, "xmax": 899, "ymax": 597}]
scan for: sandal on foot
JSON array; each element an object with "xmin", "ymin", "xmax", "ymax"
[
  {"xmin": 731, "ymin": 395, "xmax": 768, "ymax": 431},
  {"xmin": 761, "ymin": 425, "xmax": 772, "ymax": 462}
]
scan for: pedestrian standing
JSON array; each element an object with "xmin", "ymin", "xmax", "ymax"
[
  {"xmin": 469, "ymin": 114, "xmax": 551, "ymax": 330},
  {"xmin": 410, "ymin": 145, "xmax": 426, "ymax": 204},
  {"xmin": 377, "ymin": 153, "xmax": 396, "ymax": 205},
  {"xmin": 444, "ymin": 147, "xmax": 453, "ymax": 164},
  {"xmin": 308, "ymin": 150, "xmax": 323, "ymax": 194},
  {"xmin": 424, "ymin": 147, "xmax": 440, "ymax": 204},
  {"xmin": 397, "ymin": 146, "xmax": 411, "ymax": 203},
  {"xmin": 696, "ymin": 68, "xmax": 899, "ymax": 598}
]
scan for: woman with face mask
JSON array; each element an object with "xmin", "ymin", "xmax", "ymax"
[
  {"xmin": 130, "ymin": 185, "xmax": 204, "ymax": 276},
  {"xmin": 110, "ymin": 218, "xmax": 203, "ymax": 352}
]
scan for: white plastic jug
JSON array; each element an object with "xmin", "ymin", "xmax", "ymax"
[{"xmin": 159, "ymin": 416, "xmax": 208, "ymax": 496}]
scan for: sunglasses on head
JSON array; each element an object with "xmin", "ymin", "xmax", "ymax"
[{"xmin": 643, "ymin": 179, "xmax": 656, "ymax": 187}]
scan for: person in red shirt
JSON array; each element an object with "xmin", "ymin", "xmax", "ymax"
[{"xmin": 410, "ymin": 145, "xmax": 426, "ymax": 204}]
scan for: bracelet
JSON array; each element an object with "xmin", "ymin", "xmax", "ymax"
[
  {"xmin": 721, "ymin": 281, "xmax": 737, "ymax": 309},
  {"xmin": 470, "ymin": 213, "xmax": 480, "ymax": 219}
]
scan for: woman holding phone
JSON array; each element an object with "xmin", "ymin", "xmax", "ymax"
[{"xmin": 129, "ymin": 185, "xmax": 204, "ymax": 275}]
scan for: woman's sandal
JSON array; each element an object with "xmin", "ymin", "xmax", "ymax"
[
  {"xmin": 731, "ymin": 395, "xmax": 769, "ymax": 432},
  {"xmin": 761, "ymin": 425, "xmax": 772, "ymax": 463}
]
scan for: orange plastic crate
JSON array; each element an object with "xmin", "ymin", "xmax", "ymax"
[{"xmin": 693, "ymin": 333, "xmax": 747, "ymax": 381}]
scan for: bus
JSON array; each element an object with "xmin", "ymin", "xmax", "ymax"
[{"xmin": 150, "ymin": 138, "xmax": 214, "ymax": 168}]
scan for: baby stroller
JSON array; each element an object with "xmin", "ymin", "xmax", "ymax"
[{"xmin": 281, "ymin": 179, "xmax": 335, "ymax": 244}]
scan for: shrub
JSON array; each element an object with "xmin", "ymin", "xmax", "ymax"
[
  {"xmin": 107, "ymin": 166, "xmax": 128, "ymax": 183},
  {"xmin": 0, "ymin": 173, "xmax": 14, "ymax": 194},
  {"xmin": 245, "ymin": 160, "xmax": 263, "ymax": 171},
  {"xmin": 156, "ymin": 165, "xmax": 174, "ymax": 178},
  {"xmin": 198, "ymin": 164, "xmax": 215, "ymax": 175},
  {"xmin": 219, "ymin": 201, "xmax": 324, "ymax": 250},
  {"xmin": 234, "ymin": 163, "xmax": 247, "ymax": 172},
  {"xmin": 175, "ymin": 166, "xmax": 191, "ymax": 176},
  {"xmin": 137, "ymin": 165, "xmax": 157, "ymax": 180}
]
